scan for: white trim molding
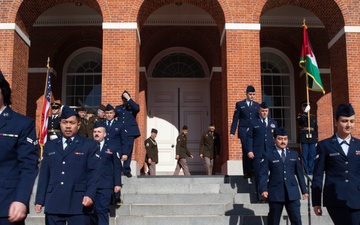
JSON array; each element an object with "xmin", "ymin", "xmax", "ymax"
[
  {"xmin": 102, "ymin": 22, "xmax": 137, "ymax": 29},
  {"xmin": 102, "ymin": 22, "xmax": 140, "ymax": 45},
  {"xmin": 328, "ymin": 26, "xmax": 360, "ymax": 49},
  {"xmin": 225, "ymin": 23, "xmax": 261, "ymax": 30},
  {"xmin": 344, "ymin": 26, "xmax": 360, "ymax": 33},
  {"xmin": 210, "ymin": 67, "xmax": 222, "ymax": 80},
  {"xmin": 221, "ymin": 23, "xmax": 260, "ymax": 46},
  {"xmin": 139, "ymin": 67, "xmax": 147, "ymax": 81},
  {"xmin": 0, "ymin": 23, "xmax": 31, "ymax": 46}
]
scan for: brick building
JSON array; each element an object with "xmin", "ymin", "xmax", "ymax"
[{"xmin": 0, "ymin": 0, "xmax": 358, "ymax": 175}]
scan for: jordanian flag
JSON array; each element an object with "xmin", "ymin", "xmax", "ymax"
[{"xmin": 299, "ymin": 25, "xmax": 325, "ymax": 94}]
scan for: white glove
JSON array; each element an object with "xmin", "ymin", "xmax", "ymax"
[{"xmin": 304, "ymin": 105, "xmax": 310, "ymax": 113}]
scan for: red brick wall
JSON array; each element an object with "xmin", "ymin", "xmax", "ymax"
[
  {"xmin": 0, "ymin": 30, "xmax": 16, "ymax": 104},
  {"xmin": 344, "ymin": 32, "xmax": 360, "ymax": 137},
  {"xmin": 226, "ymin": 29, "xmax": 262, "ymax": 160}
]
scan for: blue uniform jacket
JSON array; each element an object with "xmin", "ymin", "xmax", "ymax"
[
  {"xmin": 246, "ymin": 116, "xmax": 277, "ymax": 158},
  {"xmin": 115, "ymin": 99, "xmax": 140, "ymax": 138},
  {"xmin": 259, "ymin": 147, "xmax": 307, "ymax": 202},
  {"xmin": 0, "ymin": 106, "xmax": 38, "ymax": 217},
  {"xmin": 97, "ymin": 141, "xmax": 122, "ymax": 189},
  {"xmin": 104, "ymin": 120, "xmax": 129, "ymax": 156},
  {"xmin": 35, "ymin": 134, "xmax": 100, "ymax": 214},
  {"xmin": 230, "ymin": 99, "xmax": 259, "ymax": 139},
  {"xmin": 312, "ymin": 135, "xmax": 360, "ymax": 209}
]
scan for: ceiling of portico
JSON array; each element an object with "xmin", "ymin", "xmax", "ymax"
[{"xmin": 33, "ymin": 3, "xmax": 323, "ymax": 28}]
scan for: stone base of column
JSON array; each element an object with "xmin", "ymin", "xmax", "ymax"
[
  {"xmin": 221, "ymin": 160, "xmax": 243, "ymax": 175},
  {"xmin": 130, "ymin": 160, "xmax": 140, "ymax": 176}
]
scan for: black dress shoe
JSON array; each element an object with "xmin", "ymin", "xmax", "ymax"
[{"xmin": 125, "ymin": 173, "xmax": 132, "ymax": 178}]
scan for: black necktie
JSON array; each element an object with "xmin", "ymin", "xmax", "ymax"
[
  {"xmin": 281, "ymin": 149, "xmax": 286, "ymax": 162},
  {"xmin": 340, "ymin": 141, "xmax": 349, "ymax": 146},
  {"xmin": 98, "ymin": 142, "xmax": 101, "ymax": 151},
  {"xmin": 64, "ymin": 138, "xmax": 72, "ymax": 151},
  {"xmin": 262, "ymin": 118, "xmax": 266, "ymax": 126}
]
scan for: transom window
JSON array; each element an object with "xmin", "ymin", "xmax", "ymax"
[
  {"xmin": 261, "ymin": 51, "xmax": 294, "ymax": 141},
  {"xmin": 65, "ymin": 51, "xmax": 102, "ymax": 108},
  {"xmin": 152, "ymin": 53, "xmax": 205, "ymax": 78}
]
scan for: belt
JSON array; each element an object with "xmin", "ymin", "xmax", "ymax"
[
  {"xmin": 302, "ymin": 127, "xmax": 314, "ymax": 131},
  {"xmin": 48, "ymin": 129, "xmax": 60, "ymax": 133}
]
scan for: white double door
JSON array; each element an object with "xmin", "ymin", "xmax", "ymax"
[{"xmin": 147, "ymin": 78, "xmax": 210, "ymax": 174}]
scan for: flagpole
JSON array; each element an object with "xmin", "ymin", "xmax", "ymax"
[
  {"xmin": 39, "ymin": 57, "xmax": 51, "ymax": 159},
  {"xmin": 302, "ymin": 18, "xmax": 311, "ymax": 137},
  {"xmin": 306, "ymin": 74, "xmax": 311, "ymax": 137}
]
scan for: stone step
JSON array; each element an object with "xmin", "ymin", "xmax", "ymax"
[
  {"xmin": 121, "ymin": 175, "xmax": 255, "ymax": 194},
  {"xmin": 122, "ymin": 193, "xmax": 236, "ymax": 204},
  {"xmin": 23, "ymin": 215, "xmax": 334, "ymax": 225},
  {"xmin": 113, "ymin": 202, "xmax": 326, "ymax": 216},
  {"xmin": 116, "ymin": 215, "xmax": 332, "ymax": 225},
  {"xmin": 122, "ymin": 175, "xmax": 229, "ymax": 185}
]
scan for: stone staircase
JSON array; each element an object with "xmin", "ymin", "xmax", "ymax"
[{"xmin": 27, "ymin": 175, "xmax": 332, "ymax": 225}]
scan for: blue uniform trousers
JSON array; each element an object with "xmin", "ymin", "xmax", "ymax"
[
  {"xmin": 0, "ymin": 218, "xmax": 24, "ymax": 225},
  {"xmin": 45, "ymin": 214, "xmax": 90, "ymax": 225},
  {"xmin": 122, "ymin": 136, "xmax": 134, "ymax": 175},
  {"xmin": 327, "ymin": 206, "xmax": 360, "ymax": 225},
  {"xmin": 268, "ymin": 200, "xmax": 301, "ymax": 225},
  {"xmin": 301, "ymin": 143, "xmax": 316, "ymax": 175},
  {"xmin": 91, "ymin": 188, "xmax": 113, "ymax": 225},
  {"xmin": 252, "ymin": 157, "xmax": 264, "ymax": 201}
]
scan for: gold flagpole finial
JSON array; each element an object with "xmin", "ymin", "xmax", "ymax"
[
  {"xmin": 47, "ymin": 57, "xmax": 50, "ymax": 69},
  {"xmin": 303, "ymin": 18, "xmax": 307, "ymax": 27}
]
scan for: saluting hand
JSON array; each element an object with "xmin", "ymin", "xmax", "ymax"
[{"xmin": 122, "ymin": 92, "xmax": 130, "ymax": 100}]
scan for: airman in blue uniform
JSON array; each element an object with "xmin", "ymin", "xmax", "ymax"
[
  {"xmin": 246, "ymin": 102, "xmax": 277, "ymax": 201},
  {"xmin": 115, "ymin": 91, "xmax": 140, "ymax": 177},
  {"xmin": 0, "ymin": 71, "xmax": 38, "ymax": 225},
  {"xmin": 230, "ymin": 85, "xmax": 260, "ymax": 178},
  {"xmin": 35, "ymin": 105, "xmax": 100, "ymax": 225},
  {"xmin": 103, "ymin": 104, "xmax": 129, "ymax": 159},
  {"xmin": 90, "ymin": 122, "xmax": 122, "ymax": 225},
  {"xmin": 312, "ymin": 103, "xmax": 360, "ymax": 225},
  {"xmin": 259, "ymin": 127, "xmax": 308, "ymax": 225}
]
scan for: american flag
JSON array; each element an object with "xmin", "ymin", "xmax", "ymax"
[{"xmin": 39, "ymin": 61, "xmax": 51, "ymax": 147}]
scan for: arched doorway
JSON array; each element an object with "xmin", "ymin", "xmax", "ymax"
[{"xmin": 147, "ymin": 47, "xmax": 210, "ymax": 174}]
